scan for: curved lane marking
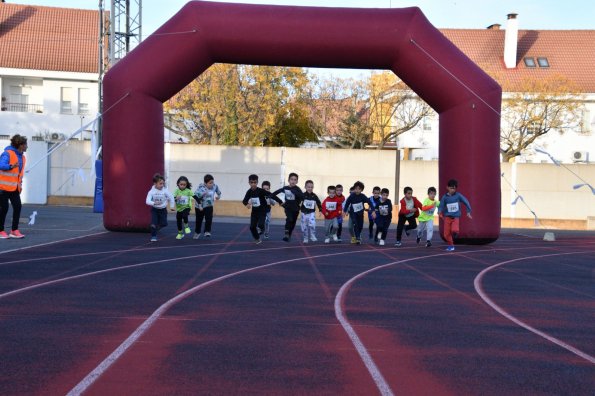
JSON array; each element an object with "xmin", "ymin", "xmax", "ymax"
[{"xmin": 474, "ymin": 251, "xmax": 595, "ymax": 364}]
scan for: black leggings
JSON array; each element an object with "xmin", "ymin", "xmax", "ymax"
[
  {"xmin": 396, "ymin": 214, "xmax": 417, "ymax": 241},
  {"xmin": 0, "ymin": 190, "xmax": 21, "ymax": 232},
  {"xmin": 176, "ymin": 208, "xmax": 191, "ymax": 231},
  {"xmin": 195, "ymin": 206, "xmax": 213, "ymax": 233},
  {"xmin": 284, "ymin": 208, "xmax": 299, "ymax": 236}
]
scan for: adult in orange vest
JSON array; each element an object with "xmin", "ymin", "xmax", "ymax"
[{"xmin": 0, "ymin": 134, "xmax": 28, "ymax": 239}]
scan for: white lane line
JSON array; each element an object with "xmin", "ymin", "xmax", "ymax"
[
  {"xmin": 334, "ymin": 251, "xmax": 467, "ymax": 396},
  {"xmin": 474, "ymin": 251, "xmax": 595, "ymax": 364},
  {"xmin": 0, "ymin": 231, "xmax": 109, "ymax": 256},
  {"xmin": 66, "ymin": 248, "xmax": 381, "ymax": 396}
]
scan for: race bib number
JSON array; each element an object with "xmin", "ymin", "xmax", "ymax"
[
  {"xmin": 153, "ymin": 196, "xmax": 164, "ymax": 206},
  {"xmin": 379, "ymin": 205, "xmax": 389, "ymax": 216},
  {"xmin": 177, "ymin": 196, "xmax": 189, "ymax": 205},
  {"xmin": 325, "ymin": 201, "xmax": 337, "ymax": 211},
  {"xmin": 303, "ymin": 200, "xmax": 316, "ymax": 210},
  {"xmin": 447, "ymin": 202, "xmax": 459, "ymax": 213},
  {"xmin": 352, "ymin": 202, "xmax": 364, "ymax": 212},
  {"xmin": 284, "ymin": 190, "xmax": 295, "ymax": 200},
  {"xmin": 251, "ymin": 197, "xmax": 261, "ymax": 207}
]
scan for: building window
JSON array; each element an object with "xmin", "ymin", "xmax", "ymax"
[
  {"xmin": 523, "ymin": 57, "xmax": 536, "ymax": 68},
  {"xmin": 537, "ymin": 57, "xmax": 550, "ymax": 68},
  {"xmin": 61, "ymin": 87, "xmax": 73, "ymax": 114},
  {"xmin": 581, "ymin": 109, "xmax": 592, "ymax": 134},
  {"xmin": 78, "ymin": 88, "xmax": 90, "ymax": 115}
]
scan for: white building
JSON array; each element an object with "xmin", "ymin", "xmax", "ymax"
[
  {"xmin": 396, "ymin": 15, "xmax": 595, "ymax": 164},
  {"xmin": 0, "ymin": 4, "xmax": 100, "ymax": 142}
]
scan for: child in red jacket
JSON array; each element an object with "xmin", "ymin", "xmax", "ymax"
[
  {"xmin": 395, "ymin": 186, "xmax": 423, "ymax": 247},
  {"xmin": 322, "ymin": 185, "xmax": 343, "ymax": 244}
]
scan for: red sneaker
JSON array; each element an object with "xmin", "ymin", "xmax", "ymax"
[
  {"xmin": 9, "ymin": 230, "xmax": 25, "ymax": 239},
  {"xmin": 0, "ymin": 231, "xmax": 8, "ymax": 239}
]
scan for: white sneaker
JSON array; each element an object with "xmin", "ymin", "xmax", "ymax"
[
  {"xmin": 193, "ymin": 233, "xmax": 201, "ymax": 239},
  {"xmin": 332, "ymin": 234, "xmax": 338, "ymax": 242},
  {"xmin": 324, "ymin": 238, "xmax": 330, "ymax": 244},
  {"xmin": 303, "ymin": 237, "xmax": 309, "ymax": 244},
  {"xmin": 204, "ymin": 232, "xmax": 211, "ymax": 238},
  {"xmin": 310, "ymin": 234, "xmax": 317, "ymax": 242},
  {"xmin": 379, "ymin": 239, "xmax": 385, "ymax": 246}
]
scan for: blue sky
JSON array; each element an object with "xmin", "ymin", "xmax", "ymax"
[{"xmin": 11, "ymin": 0, "xmax": 594, "ymax": 78}]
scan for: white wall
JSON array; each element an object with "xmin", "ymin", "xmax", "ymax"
[{"xmin": 0, "ymin": 139, "xmax": 47, "ymax": 204}]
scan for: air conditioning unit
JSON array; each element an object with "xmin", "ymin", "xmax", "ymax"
[
  {"xmin": 572, "ymin": 151, "xmax": 589, "ymax": 162},
  {"xmin": 50, "ymin": 133, "xmax": 66, "ymax": 141}
]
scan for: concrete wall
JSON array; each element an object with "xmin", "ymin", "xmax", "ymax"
[{"xmin": 44, "ymin": 142, "xmax": 595, "ymax": 226}]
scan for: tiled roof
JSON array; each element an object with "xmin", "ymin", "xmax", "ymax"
[
  {"xmin": 0, "ymin": 3, "xmax": 99, "ymax": 73},
  {"xmin": 441, "ymin": 29, "xmax": 595, "ymax": 93}
]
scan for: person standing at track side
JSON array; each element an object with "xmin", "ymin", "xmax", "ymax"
[
  {"xmin": 0, "ymin": 134, "xmax": 28, "ymax": 239},
  {"xmin": 272, "ymin": 172, "xmax": 304, "ymax": 242}
]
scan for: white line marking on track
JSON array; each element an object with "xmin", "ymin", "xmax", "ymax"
[
  {"xmin": 66, "ymin": 248, "xmax": 380, "ymax": 396},
  {"xmin": 0, "ymin": 231, "xmax": 109, "ymax": 256},
  {"xmin": 474, "ymin": 251, "xmax": 595, "ymax": 364}
]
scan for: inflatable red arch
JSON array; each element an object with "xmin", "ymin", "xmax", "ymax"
[{"xmin": 103, "ymin": 1, "xmax": 501, "ymax": 243}]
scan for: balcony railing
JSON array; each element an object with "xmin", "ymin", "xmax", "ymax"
[{"xmin": 1, "ymin": 103, "xmax": 44, "ymax": 113}]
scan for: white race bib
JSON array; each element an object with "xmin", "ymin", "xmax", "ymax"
[
  {"xmin": 284, "ymin": 190, "xmax": 295, "ymax": 200},
  {"xmin": 177, "ymin": 196, "xmax": 189, "ymax": 205},
  {"xmin": 352, "ymin": 202, "xmax": 364, "ymax": 212},
  {"xmin": 325, "ymin": 201, "xmax": 337, "ymax": 211},
  {"xmin": 303, "ymin": 199, "xmax": 316, "ymax": 209},
  {"xmin": 379, "ymin": 205, "xmax": 389, "ymax": 216},
  {"xmin": 447, "ymin": 202, "xmax": 459, "ymax": 213},
  {"xmin": 153, "ymin": 196, "xmax": 164, "ymax": 206},
  {"xmin": 251, "ymin": 197, "xmax": 261, "ymax": 207}
]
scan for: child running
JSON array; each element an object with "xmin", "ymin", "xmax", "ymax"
[
  {"xmin": 373, "ymin": 188, "xmax": 393, "ymax": 246},
  {"xmin": 368, "ymin": 186, "xmax": 381, "ymax": 241},
  {"xmin": 322, "ymin": 185, "xmax": 342, "ymax": 244},
  {"xmin": 193, "ymin": 173, "xmax": 222, "ymax": 239},
  {"xmin": 300, "ymin": 180, "xmax": 323, "ymax": 243},
  {"xmin": 438, "ymin": 179, "xmax": 472, "ymax": 251},
  {"xmin": 242, "ymin": 174, "xmax": 283, "ymax": 244},
  {"xmin": 145, "ymin": 173, "xmax": 175, "ymax": 242},
  {"xmin": 395, "ymin": 186, "xmax": 423, "ymax": 247},
  {"xmin": 173, "ymin": 176, "xmax": 194, "ymax": 240},
  {"xmin": 261, "ymin": 180, "xmax": 275, "ymax": 239},
  {"xmin": 272, "ymin": 172, "xmax": 304, "ymax": 242},
  {"xmin": 417, "ymin": 186, "xmax": 440, "ymax": 247},
  {"xmin": 343, "ymin": 181, "xmax": 368, "ymax": 244}
]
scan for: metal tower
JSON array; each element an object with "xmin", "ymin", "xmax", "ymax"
[{"xmin": 109, "ymin": 0, "xmax": 143, "ymax": 64}]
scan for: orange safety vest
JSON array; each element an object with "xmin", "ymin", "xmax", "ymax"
[{"xmin": 0, "ymin": 149, "xmax": 26, "ymax": 192}]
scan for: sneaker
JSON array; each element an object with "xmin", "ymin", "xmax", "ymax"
[
  {"xmin": 336, "ymin": 237, "xmax": 342, "ymax": 242},
  {"xmin": 204, "ymin": 232, "xmax": 211, "ymax": 238},
  {"xmin": 356, "ymin": 239, "xmax": 362, "ymax": 245},
  {"xmin": 416, "ymin": 235, "xmax": 421, "ymax": 244},
  {"xmin": 176, "ymin": 232, "xmax": 184, "ymax": 240},
  {"xmin": 0, "ymin": 231, "xmax": 8, "ymax": 239},
  {"xmin": 405, "ymin": 229, "xmax": 410, "ymax": 237},
  {"xmin": 257, "ymin": 227, "xmax": 263, "ymax": 235},
  {"xmin": 255, "ymin": 238, "xmax": 262, "ymax": 244},
  {"xmin": 150, "ymin": 236, "xmax": 158, "ymax": 242},
  {"xmin": 445, "ymin": 246, "xmax": 455, "ymax": 252},
  {"xmin": 310, "ymin": 235, "xmax": 317, "ymax": 242},
  {"xmin": 379, "ymin": 239, "xmax": 385, "ymax": 246},
  {"xmin": 264, "ymin": 233, "xmax": 269, "ymax": 240},
  {"xmin": 184, "ymin": 226, "xmax": 191, "ymax": 234},
  {"xmin": 303, "ymin": 237, "xmax": 309, "ymax": 244},
  {"xmin": 324, "ymin": 238, "xmax": 330, "ymax": 244},
  {"xmin": 332, "ymin": 235, "xmax": 338, "ymax": 242},
  {"xmin": 9, "ymin": 230, "xmax": 24, "ymax": 239},
  {"xmin": 395, "ymin": 241, "xmax": 402, "ymax": 247},
  {"xmin": 282, "ymin": 235, "xmax": 290, "ymax": 242},
  {"xmin": 426, "ymin": 241, "xmax": 432, "ymax": 248},
  {"xmin": 193, "ymin": 233, "xmax": 201, "ymax": 240},
  {"xmin": 350, "ymin": 237, "xmax": 357, "ymax": 244}
]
